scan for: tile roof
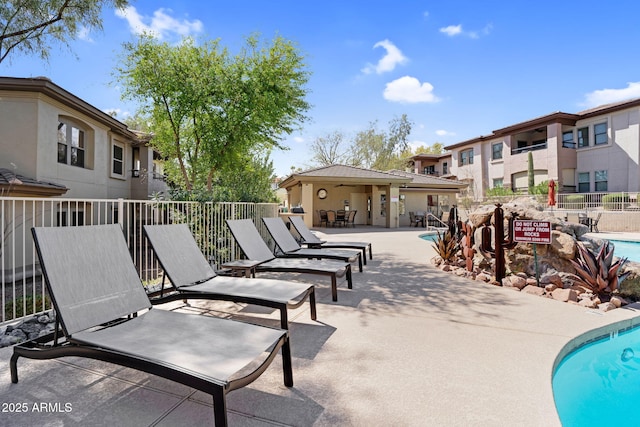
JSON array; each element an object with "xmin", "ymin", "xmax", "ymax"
[
  {"xmin": 294, "ymin": 164, "xmax": 406, "ymax": 180},
  {"xmin": 0, "ymin": 168, "xmax": 68, "ymax": 195},
  {"xmin": 387, "ymin": 169, "xmax": 467, "ymax": 188}
]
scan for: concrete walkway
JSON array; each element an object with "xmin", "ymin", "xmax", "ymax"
[{"xmin": 1, "ymin": 227, "xmax": 639, "ymax": 426}]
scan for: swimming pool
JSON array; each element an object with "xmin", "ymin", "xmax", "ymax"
[
  {"xmin": 609, "ymin": 239, "xmax": 640, "ymax": 263},
  {"xmin": 553, "ymin": 323, "xmax": 640, "ymax": 426}
]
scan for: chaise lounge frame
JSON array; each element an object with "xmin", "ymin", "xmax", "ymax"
[
  {"xmin": 10, "ymin": 224, "xmax": 292, "ymax": 426},
  {"xmin": 226, "ymin": 219, "xmax": 352, "ymax": 301},
  {"xmin": 143, "ymin": 223, "xmax": 317, "ymax": 329}
]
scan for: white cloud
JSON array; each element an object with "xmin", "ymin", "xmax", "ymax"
[
  {"xmin": 436, "ymin": 129, "xmax": 455, "ymax": 136},
  {"xmin": 440, "ymin": 23, "xmax": 492, "ymax": 39},
  {"xmin": 581, "ymin": 82, "xmax": 640, "ymax": 108},
  {"xmin": 361, "ymin": 39, "xmax": 408, "ymax": 75},
  {"xmin": 293, "ymin": 136, "xmax": 305, "ymax": 143},
  {"xmin": 440, "ymin": 25, "xmax": 462, "ymax": 37},
  {"xmin": 115, "ymin": 6, "xmax": 203, "ymax": 39},
  {"xmin": 383, "ymin": 76, "xmax": 440, "ymax": 104},
  {"xmin": 104, "ymin": 108, "xmax": 132, "ymax": 119}
]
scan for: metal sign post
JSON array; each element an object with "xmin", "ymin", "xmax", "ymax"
[{"xmin": 512, "ymin": 220, "xmax": 552, "ymax": 287}]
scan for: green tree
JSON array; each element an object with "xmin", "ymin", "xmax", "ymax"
[
  {"xmin": 115, "ymin": 33, "xmax": 311, "ymax": 192},
  {"xmin": 0, "ymin": 0, "xmax": 129, "ymax": 64},
  {"xmin": 349, "ymin": 114, "xmax": 413, "ymax": 170},
  {"xmin": 527, "ymin": 151, "xmax": 535, "ymax": 194}
]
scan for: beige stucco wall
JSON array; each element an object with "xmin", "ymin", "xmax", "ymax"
[
  {"xmin": 576, "ymin": 109, "xmax": 640, "ymax": 192},
  {"xmin": 1, "ymin": 89, "xmax": 167, "ymax": 200},
  {"xmin": 0, "ymin": 93, "xmax": 39, "ymax": 176}
]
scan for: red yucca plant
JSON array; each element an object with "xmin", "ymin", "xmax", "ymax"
[{"xmin": 568, "ymin": 241, "xmax": 630, "ymax": 296}]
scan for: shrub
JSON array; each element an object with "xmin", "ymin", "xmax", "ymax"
[
  {"xmin": 431, "ymin": 230, "xmax": 460, "ymax": 262},
  {"xmin": 568, "ymin": 242, "xmax": 630, "ymax": 297},
  {"xmin": 4, "ymin": 294, "xmax": 51, "ymax": 320},
  {"xmin": 560, "ymin": 194, "xmax": 585, "ymax": 209},
  {"xmin": 602, "ymin": 193, "xmax": 630, "ymax": 211}
]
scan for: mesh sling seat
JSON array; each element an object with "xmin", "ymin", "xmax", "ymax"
[
  {"xmin": 262, "ymin": 217, "xmax": 363, "ymax": 273},
  {"xmin": 226, "ymin": 219, "xmax": 352, "ymax": 302},
  {"xmin": 11, "ymin": 225, "xmax": 293, "ymax": 427},
  {"xmin": 288, "ymin": 215, "xmax": 372, "ymax": 265},
  {"xmin": 143, "ymin": 224, "xmax": 316, "ymax": 329}
]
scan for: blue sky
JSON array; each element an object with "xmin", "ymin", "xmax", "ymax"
[{"xmin": 3, "ymin": 1, "xmax": 640, "ymax": 177}]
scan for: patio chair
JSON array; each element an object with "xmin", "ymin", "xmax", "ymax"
[
  {"xmin": 409, "ymin": 212, "xmax": 422, "ymax": 227},
  {"xmin": 11, "ymin": 224, "xmax": 292, "ymax": 427},
  {"xmin": 345, "ymin": 210, "xmax": 357, "ymax": 228},
  {"xmin": 591, "ymin": 212, "xmax": 602, "ymax": 232},
  {"xmin": 226, "ymin": 219, "xmax": 352, "ymax": 301},
  {"xmin": 326, "ymin": 210, "xmax": 337, "ymax": 227},
  {"xmin": 335, "ymin": 210, "xmax": 347, "ymax": 227},
  {"xmin": 143, "ymin": 224, "xmax": 316, "ymax": 329},
  {"xmin": 318, "ymin": 209, "xmax": 329, "ymax": 227},
  {"xmin": 262, "ymin": 217, "xmax": 363, "ymax": 272},
  {"xmin": 288, "ymin": 215, "xmax": 372, "ymax": 265}
]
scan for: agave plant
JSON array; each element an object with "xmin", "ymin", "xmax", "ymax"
[
  {"xmin": 432, "ymin": 230, "xmax": 460, "ymax": 263},
  {"xmin": 569, "ymin": 241, "xmax": 630, "ymax": 296}
]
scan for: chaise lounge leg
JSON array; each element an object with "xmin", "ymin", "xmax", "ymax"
[
  {"xmin": 331, "ymin": 276, "xmax": 338, "ymax": 302},
  {"xmin": 346, "ymin": 265, "xmax": 353, "ymax": 289},
  {"xmin": 279, "ymin": 307, "xmax": 289, "ymax": 330},
  {"xmin": 281, "ymin": 336, "xmax": 294, "ymax": 387},
  {"xmin": 369, "ymin": 245, "xmax": 373, "ymax": 260},
  {"xmin": 309, "ymin": 288, "xmax": 317, "ymax": 321},
  {"xmin": 357, "ymin": 254, "xmax": 363, "ymax": 272},
  {"xmin": 10, "ymin": 352, "xmax": 19, "ymax": 383}
]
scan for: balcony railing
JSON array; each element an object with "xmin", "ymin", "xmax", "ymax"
[{"xmin": 511, "ymin": 141, "xmax": 548, "ymax": 155}]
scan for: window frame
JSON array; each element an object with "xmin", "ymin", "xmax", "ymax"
[
  {"xmin": 491, "ymin": 142, "xmax": 503, "ymax": 160},
  {"xmin": 111, "ymin": 140, "xmax": 125, "ymax": 178},
  {"xmin": 577, "ymin": 127, "xmax": 589, "ymax": 148},
  {"xmin": 594, "ymin": 170, "xmax": 608, "ymax": 191},
  {"xmin": 594, "ymin": 122, "xmax": 608, "ymax": 145},
  {"xmin": 459, "ymin": 148, "xmax": 474, "ymax": 166},
  {"xmin": 578, "ymin": 172, "xmax": 590, "ymax": 193},
  {"xmin": 57, "ymin": 118, "xmax": 87, "ymax": 169}
]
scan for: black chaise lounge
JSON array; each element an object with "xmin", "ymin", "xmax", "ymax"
[
  {"xmin": 11, "ymin": 224, "xmax": 292, "ymax": 427},
  {"xmin": 143, "ymin": 223, "xmax": 316, "ymax": 329},
  {"xmin": 262, "ymin": 217, "xmax": 363, "ymax": 272},
  {"xmin": 287, "ymin": 215, "xmax": 373, "ymax": 264},
  {"xmin": 226, "ymin": 219, "xmax": 352, "ymax": 301}
]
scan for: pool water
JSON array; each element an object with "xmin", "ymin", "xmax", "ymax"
[
  {"xmin": 609, "ymin": 239, "xmax": 640, "ymax": 263},
  {"xmin": 420, "ymin": 233, "xmax": 439, "ymax": 243},
  {"xmin": 553, "ymin": 325, "xmax": 640, "ymax": 426}
]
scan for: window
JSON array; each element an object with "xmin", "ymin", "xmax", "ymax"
[
  {"xmin": 57, "ymin": 120, "xmax": 85, "ymax": 168},
  {"xmin": 578, "ymin": 172, "xmax": 590, "ymax": 193},
  {"xmin": 423, "ymin": 165, "xmax": 435, "ymax": 175},
  {"xmin": 594, "ymin": 122, "xmax": 607, "ymax": 145},
  {"xmin": 442, "ymin": 162, "xmax": 448, "ymax": 175},
  {"xmin": 577, "ymin": 127, "xmax": 589, "ymax": 148},
  {"xmin": 493, "ymin": 178, "xmax": 503, "ymax": 188},
  {"xmin": 112, "ymin": 142, "xmax": 124, "ymax": 177},
  {"xmin": 459, "ymin": 148, "xmax": 474, "ymax": 166},
  {"xmin": 492, "ymin": 143, "xmax": 503, "ymax": 160},
  {"xmin": 562, "ymin": 131, "xmax": 575, "ymax": 148},
  {"xmin": 595, "ymin": 170, "xmax": 608, "ymax": 191}
]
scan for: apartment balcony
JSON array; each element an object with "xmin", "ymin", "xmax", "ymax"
[{"xmin": 510, "ymin": 140, "xmax": 547, "ymax": 155}]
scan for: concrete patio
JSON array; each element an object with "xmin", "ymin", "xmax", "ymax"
[{"xmin": 1, "ymin": 227, "xmax": 639, "ymax": 426}]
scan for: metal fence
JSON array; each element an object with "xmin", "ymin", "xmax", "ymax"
[
  {"xmin": 0, "ymin": 197, "xmax": 278, "ymax": 325},
  {"xmin": 456, "ymin": 192, "xmax": 640, "ymax": 233}
]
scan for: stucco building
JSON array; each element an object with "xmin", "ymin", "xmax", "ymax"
[{"xmin": 443, "ymin": 98, "xmax": 640, "ymax": 200}]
